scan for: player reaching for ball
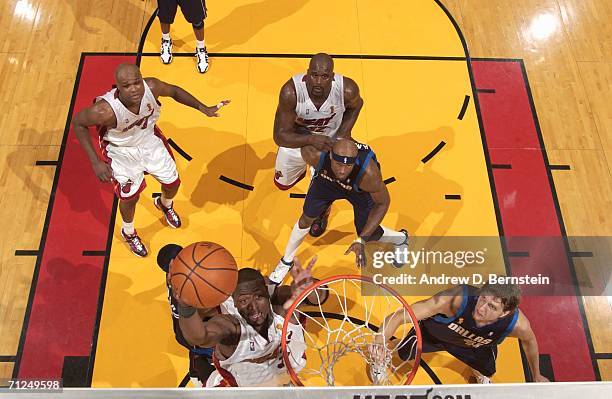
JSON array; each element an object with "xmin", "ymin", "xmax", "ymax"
[
  {"xmin": 178, "ymin": 260, "xmax": 327, "ymax": 386},
  {"xmin": 157, "ymin": 242, "xmax": 328, "ymax": 387}
]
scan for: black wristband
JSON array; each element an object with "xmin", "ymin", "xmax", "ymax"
[{"xmin": 178, "ymin": 303, "xmax": 197, "ymax": 318}]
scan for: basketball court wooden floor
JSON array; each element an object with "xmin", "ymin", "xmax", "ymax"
[{"xmin": 7, "ymin": 0, "xmax": 610, "ymax": 388}]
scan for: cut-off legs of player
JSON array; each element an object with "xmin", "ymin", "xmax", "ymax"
[
  {"xmin": 375, "ymin": 283, "xmax": 550, "ymax": 383},
  {"xmin": 157, "ymin": 244, "xmax": 218, "ymax": 386},
  {"xmin": 273, "ymin": 53, "xmax": 363, "ymax": 237},
  {"xmin": 157, "ymin": 0, "xmax": 210, "ymax": 73},
  {"xmin": 269, "ymin": 139, "xmax": 409, "ymax": 284},
  {"xmin": 177, "ymin": 257, "xmax": 328, "ymax": 387},
  {"xmin": 73, "ymin": 64, "xmax": 230, "ymax": 257}
]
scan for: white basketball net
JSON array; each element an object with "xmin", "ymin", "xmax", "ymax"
[{"xmin": 283, "ymin": 276, "xmax": 421, "ymax": 386}]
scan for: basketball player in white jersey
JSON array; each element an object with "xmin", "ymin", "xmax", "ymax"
[
  {"xmin": 176, "ymin": 257, "xmax": 327, "ymax": 387},
  {"xmin": 73, "ymin": 64, "xmax": 229, "ymax": 257},
  {"xmin": 273, "ymin": 53, "xmax": 364, "ymax": 237}
]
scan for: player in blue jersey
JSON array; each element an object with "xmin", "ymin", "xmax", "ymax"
[
  {"xmin": 377, "ymin": 283, "xmax": 549, "ymax": 383},
  {"xmin": 269, "ymin": 138, "xmax": 409, "ymax": 284}
]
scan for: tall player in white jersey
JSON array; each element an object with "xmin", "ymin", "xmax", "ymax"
[
  {"xmin": 73, "ymin": 64, "xmax": 230, "ymax": 257},
  {"xmin": 273, "ymin": 53, "xmax": 364, "ymax": 237},
  {"xmin": 176, "ymin": 257, "xmax": 327, "ymax": 387}
]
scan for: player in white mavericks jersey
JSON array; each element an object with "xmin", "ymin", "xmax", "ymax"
[
  {"xmin": 73, "ymin": 64, "xmax": 229, "ymax": 257},
  {"xmin": 273, "ymin": 53, "xmax": 364, "ymax": 237},
  {"xmin": 177, "ymin": 257, "xmax": 328, "ymax": 387}
]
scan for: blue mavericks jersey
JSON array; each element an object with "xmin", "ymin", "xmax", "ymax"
[{"xmin": 421, "ymin": 285, "xmax": 519, "ymax": 349}]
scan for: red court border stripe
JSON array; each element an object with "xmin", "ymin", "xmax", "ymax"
[
  {"xmin": 473, "ymin": 59, "xmax": 599, "ymax": 381},
  {"xmin": 14, "ymin": 55, "xmax": 132, "ymax": 380}
]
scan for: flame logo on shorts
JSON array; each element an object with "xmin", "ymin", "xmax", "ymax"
[{"xmin": 121, "ymin": 179, "xmax": 133, "ymax": 194}]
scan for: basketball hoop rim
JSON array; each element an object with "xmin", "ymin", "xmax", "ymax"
[{"xmin": 281, "ymin": 274, "xmax": 422, "ymax": 386}]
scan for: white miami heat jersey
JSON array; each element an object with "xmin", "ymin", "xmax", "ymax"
[
  {"xmin": 96, "ymin": 80, "xmax": 161, "ymax": 147},
  {"xmin": 208, "ymin": 297, "xmax": 306, "ymax": 387},
  {"xmin": 292, "ymin": 73, "xmax": 345, "ymax": 137}
]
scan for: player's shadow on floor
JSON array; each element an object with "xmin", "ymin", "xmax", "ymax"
[
  {"xmin": 91, "ymin": 269, "xmax": 190, "ymax": 387},
  {"xmin": 7, "ymin": 128, "xmax": 114, "ymax": 229},
  {"xmin": 196, "ymin": 0, "xmax": 310, "ymax": 53},
  {"xmin": 61, "ymin": 0, "xmax": 149, "ymax": 39}
]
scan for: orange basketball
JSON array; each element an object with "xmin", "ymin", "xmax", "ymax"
[{"xmin": 169, "ymin": 241, "xmax": 238, "ymax": 308}]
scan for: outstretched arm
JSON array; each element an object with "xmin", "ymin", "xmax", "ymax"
[
  {"xmin": 178, "ymin": 304, "xmax": 239, "ymax": 348},
  {"xmin": 380, "ymin": 286, "xmax": 463, "ymax": 342},
  {"xmin": 72, "ymin": 101, "xmax": 116, "ymax": 182},
  {"xmin": 271, "ymin": 256, "xmax": 329, "ymax": 317},
  {"xmin": 273, "ymin": 80, "xmax": 334, "ymax": 151},
  {"xmin": 145, "ymin": 77, "xmax": 230, "ymax": 117},
  {"xmin": 508, "ymin": 311, "xmax": 550, "ymax": 382},
  {"xmin": 335, "ymin": 77, "xmax": 363, "ymax": 139}
]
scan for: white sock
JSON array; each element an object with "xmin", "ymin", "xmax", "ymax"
[
  {"xmin": 189, "ymin": 377, "xmax": 203, "ymax": 387},
  {"xmin": 162, "ymin": 33, "xmax": 171, "ymax": 41},
  {"xmin": 123, "ymin": 221, "xmax": 135, "ymax": 235},
  {"xmin": 283, "ymin": 222, "xmax": 310, "ymax": 262},
  {"xmin": 377, "ymin": 225, "xmax": 406, "ymax": 245},
  {"xmin": 196, "ymin": 39, "xmax": 205, "ymax": 49},
  {"xmin": 160, "ymin": 195, "xmax": 173, "ymax": 208}
]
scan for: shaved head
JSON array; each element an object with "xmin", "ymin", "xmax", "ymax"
[
  {"xmin": 306, "ymin": 53, "xmax": 335, "ymax": 98},
  {"xmin": 114, "ymin": 63, "xmax": 141, "ymax": 83},
  {"xmin": 309, "ymin": 53, "xmax": 334, "ymax": 72},
  {"xmin": 113, "ymin": 63, "xmax": 145, "ymax": 107},
  {"xmin": 332, "ymin": 139, "xmax": 358, "ymax": 157}
]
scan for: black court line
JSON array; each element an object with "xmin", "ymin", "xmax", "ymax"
[
  {"xmin": 549, "ymin": 164, "xmax": 571, "ymax": 170},
  {"xmin": 492, "ymin": 164, "xmax": 512, "ymax": 169},
  {"xmin": 472, "ymin": 57, "xmax": 524, "ymax": 62},
  {"xmin": 167, "ymin": 138, "xmax": 193, "ymax": 161},
  {"xmin": 136, "ymin": 51, "xmax": 468, "ymax": 61},
  {"xmin": 289, "ymin": 193, "xmax": 306, "ymax": 199},
  {"xmin": 508, "ymin": 251, "xmax": 530, "ymax": 257},
  {"xmin": 0, "ymin": 356, "xmax": 16, "ymax": 362},
  {"xmin": 421, "ymin": 141, "xmax": 446, "ymax": 163},
  {"xmin": 383, "ymin": 177, "xmax": 396, "ymax": 185},
  {"xmin": 82, "ymin": 251, "xmax": 107, "ymax": 257},
  {"xmin": 477, "ymin": 88, "xmax": 496, "ymax": 93},
  {"xmin": 519, "ymin": 59, "xmax": 601, "ymax": 380},
  {"xmin": 418, "ymin": 360, "xmax": 442, "ymax": 385},
  {"xmin": 136, "ymin": 8, "xmax": 158, "ymax": 66},
  {"xmin": 219, "ymin": 175, "xmax": 254, "ymax": 191},
  {"xmin": 14, "ymin": 250, "xmax": 39, "ymax": 256},
  {"xmin": 178, "ymin": 372, "xmax": 190, "ymax": 387},
  {"xmin": 444, "ymin": 194, "xmax": 461, "ymax": 200},
  {"xmin": 13, "ymin": 53, "xmax": 87, "ymax": 380},
  {"xmin": 457, "ymin": 95, "xmax": 470, "ymax": 120},
  {"xmin": 569, "ymin": 251, "xmax": 594, "ymax": 258},
  {"xmin": 595, "ymin": 353, "xmax": 612, "ymax": 360},
  {"xmin": 35, "ymin": 160, "xmax": 58, "ymax": 166},
  {"xmin": 62, "ymin": 356, "xmax": 89, "ymax": 387}
]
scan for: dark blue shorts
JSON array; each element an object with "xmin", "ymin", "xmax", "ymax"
[
  {"xmin": 157, "ymin": 0, "xmax": 207, "ymax": 24},
  {"xmin": 303, "ymin": 178, "xmax": 375, "ymax": 235},
  {"xmin": 397, "ymin": 326, "xmax": 498, "ymax": 377}
]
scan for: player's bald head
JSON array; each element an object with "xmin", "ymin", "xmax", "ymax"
[
  {"xmin": 309, "ymin": 53, "xmax": 334, "ymax": 73},
  {"xmin": 114, "ymin": 63, "xmax": 141, "ymax": 83},
  {"xmin": 332, "ymin": 139, "xmax": 358, "ymax": 157}
]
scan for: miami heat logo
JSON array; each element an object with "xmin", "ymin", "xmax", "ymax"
[{"xmin": 121, "ymin": 179, "xmax": 133, "ymax": 194}]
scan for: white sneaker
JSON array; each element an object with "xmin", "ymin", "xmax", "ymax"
[
  {"xmin": 160, "ymin": 39, "xmax": 173, "ymax": 64},
  {"xmin": 472, "ymin": 368, "xmax": 491, "ymax": 384},
  {"xmin": 392, "ymin": 229, "xmax": 410, "ymax": 268},
  {"xmin": 196, "ymin": 47, "xmax": 209, "ymax": 73},
  {"xmin": 269, "ymin": 258, "xmax": 293, "ymax": 285}
]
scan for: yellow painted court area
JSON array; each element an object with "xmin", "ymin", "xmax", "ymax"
[{"xmin": 91, "ymin": 0, "xmax": 523, "ymax": 386}]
